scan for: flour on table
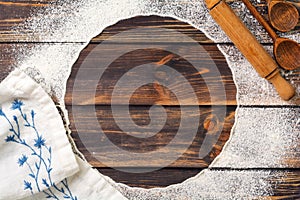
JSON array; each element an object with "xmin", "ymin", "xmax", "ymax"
[
  {"xmin": 212, "ymin": 107, "xmax": 300, "ymax": 168},
  {"xmin": 218, "ymin": 45, "xmax": 300, "ymax": 105},
  {"xmin": 111, "ymin": 169, "xmax": 274, "ymax": 199},
  {"xmin": 13, "ymin": 0, "xmax": 299, "ymax": 105},
  {"xmin": 7, "ymin": 0, "xmax": 300, "ymax": 198}
]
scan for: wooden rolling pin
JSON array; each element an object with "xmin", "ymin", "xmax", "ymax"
[{"xmin": 206, "ymin": 0, "xmax": 295, "ymax": 101}]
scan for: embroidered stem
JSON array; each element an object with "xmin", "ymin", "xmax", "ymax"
[
  {"xmin": 25, "ymin": 161, "xmax": 40, "ymax": 192},
  {"xmin": 19, "ymin": 106, "xmax": 54, "ymax": 186},
  {"xmin": 3, "ymin": 114, "xmax": 21, "ymax": 141},
  {"xmin": 34, "ymin": 148, "xmax": 43, "ymax": 192},
  {"xmin": 43, "ymin": 189, "xmax": 59, "ymax": 200},
  {"xmin": 1, "ymin": 100, "xmax": 78, "ymax": 199},
  {"xmin": 61, "ymin": 179, "xmax": 76, "ymax": 200}
]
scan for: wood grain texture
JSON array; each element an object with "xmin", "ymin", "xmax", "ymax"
[
  {"xmin": 1, "ymin": 42, "xmax": 300, "ymax": 107},
  {"xmin": 98, "ymin": 167, "xmax": 202, "ymax": 188},
  {"xmin": 0, "ymin": 43, "xmax": 238, "ymax": 106},
  {"xmin": 1, "ymin": 0, "xmax": 300, "ymax": 193},
  {"xmin": 94, "ymin": 15, "xmax": 214, "ymax": 44},
  {"xmin": 0, "ymin": 44, "xmax": 16, "ymax": 80},
  {"xmin": 98, "ymin": 168, "xmax": 300, "ymax": 197},
  {"xmin": 0, "ymin": 0, "xmax": 54, "ymax": 42},
  {"xmin": 67, "ymin": 105, "xmax": 236, "ymax": 168},
  {"xmin": 270, "ymin": 170, "xmax": 300, "ymax": 199},
  {"xmin": 0, "ymin": 2, "xmax": 213, "ymax": 43},
  {"xmin": 66, "ymin": 44, "xmax": 237, "ymax": 106},
  {"xmin": 242, "ymin": 0, "xmax": 300, "ymax": 71},
  {"xmin": 208, "ymin": 0, "xmax": 295, "ymax": 100},
  {"xmin": 0, "ymin": 0, "xmax": 298, "ymax": 43},
  {"xmin": 267, "ymin": 0, "xmax": 299, "ymax": 32}
]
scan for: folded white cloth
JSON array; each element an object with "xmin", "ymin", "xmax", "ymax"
[
  {"xmin": 22, "ymin": 156, "xmax": 127, "ymax": 200},
  {"xmin": 0, "ymin": 69, "xmax": 79, "ymax": 200}
]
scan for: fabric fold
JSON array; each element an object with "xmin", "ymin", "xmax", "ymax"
[
  {"xmin": 0, "ymin": 69, "xmax": 79, "ymax": 200},
  {"xmin": 22, "ymin": 156, "xmax": 127, "ymax": 200}
]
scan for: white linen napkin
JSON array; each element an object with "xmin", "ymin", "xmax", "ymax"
[
  {"xmin": 0, "ymin": 69, "xmax": 79, "ymax": 200},
  {"xmin": 22, "ymin": 156, "xmax": 127, "ymax": 200}
]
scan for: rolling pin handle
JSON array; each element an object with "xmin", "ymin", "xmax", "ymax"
[{"xmin": 266, "ymin": 69, "xmax": 295, "ymax": 101}]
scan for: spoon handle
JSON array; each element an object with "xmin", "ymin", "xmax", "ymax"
[
  {"xmin": 241, "ymin": 0, "xmax": 278, "ymax": 41},
  {"xmin": 205, "ymin": 0, "xmax": 295, "ymax": 100}
]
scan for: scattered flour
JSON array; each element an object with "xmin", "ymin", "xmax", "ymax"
[
  {"xmin": 4, "ymin": 0, "xmax": 299, "ymax": 198},
  {"xmin": 212, "ymin": 107, "xmax": 300, "ymax": 168},
  {"xmin": 112, "ymin": 169, "xmax": 274, "ymax": 199}
]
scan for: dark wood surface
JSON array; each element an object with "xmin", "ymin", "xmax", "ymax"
[
  {"xmin": 66, "ymin": 44, "xmax": 237, "ymax": 106},
  {"xmin": 1, "ymin": 0, "xmax": 300, "ymax": 198},
  {"xmin": 55, "ymin": 13, "xmax": 238, "ymax": 189},
  {"xmin": 68, "ymin": 105, "xmax": 235, "ymax": 168},
  {"xmin": 99, "ymin": 168, "xmax": 300, "ymax": 198}
]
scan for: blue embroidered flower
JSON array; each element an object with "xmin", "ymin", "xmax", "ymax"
[
  {"xmin": 2, "ymin": 99, "xmax": 77, "ymax": 199},
  {"xmin": 0, "ymin": 108, "xmax": 5, "ymax": 116},
  {"xmin": 34, "ymin": 135, "xmax": 46, "ymax": 149},
  {"xmin": 24, "ymin": 180, "xmax": 32, "ymax": 191},
  {"xmin": 11, "ymin": 99, "xmax": 24, "ymax": 110},
  {"xmin": 18, "ymin": 155, "xmax": 28, "ymax": 167},
  {"xmin": 5, "ymin": 135, "xmax": 16, "ymax": 142}
]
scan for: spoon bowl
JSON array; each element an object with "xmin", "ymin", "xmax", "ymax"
[
  {"xmin": 241, "ymin": 0, "xmax": 300, "ymax": 71},
  {"xmin": 268, "ymin": 0, "xmax": 299, "ymax": 32},
  {"xmin": 274, "ymin": 37, "xmax": 300, "ymax": 70}
]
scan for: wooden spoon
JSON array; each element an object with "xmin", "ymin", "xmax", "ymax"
[
  {"xmin": 241, "ymin": 0, "xmax": 300, "ymax": 71},
  {"xmin": 267, "ymin": 0, "xmax": 299, "ymax": 32},
  {"xmin": 205, "ymin": 0, "xmax": 295, "ymax": 100}
]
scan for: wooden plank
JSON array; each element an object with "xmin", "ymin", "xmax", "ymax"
[
  {"xmin": 68, "ymin": 105, "xmax": 236, "ymax": 168},
  {"xmin": 98, "ymin": 167, "xmax": 202, "ymax": 188},
  {"xmin": 90, "ymin": 10, "xmax": 294, "ymax": 45},
  {"xmin": 0, "ymin": 42, "xmax": 237, "ymax": 106},
  {"xmin": 0, "ymin": 1, "xmax": 296, "ymax": 43},
  {"xmin": 270, "ymin": 171, "xmax": 300, "ymax": 199},
  {"xmin": 91, "ymin": 15, "xmax": 213, "ymax": 44},
  {"xmin": 6, "ymin": 42, "xmax": 300, "ymax": 107},
  {"xmin": 0, "ymin": 3, "xmax": 213, "ymax": 43},
  {"xmin": 0, "ymin": 44, "xmax": 21, "ymax": 81},
  {"xmin": 98, "ymin": 2, "xmax": 294, "ymax": 45},
  {"xmin": 98, "ymin": 168, "xmax": 300, "ymax": 198},
  {"xmin": 1, "ymin": 43, "xmax": 299, "ymax": 107},
  {"xmin": 65, "ymin": 44, "xmax": 237, "ymax": 106},
  {"xmin": 0, "ymin": 0, "xmax": 54, "ymax": 42}
]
